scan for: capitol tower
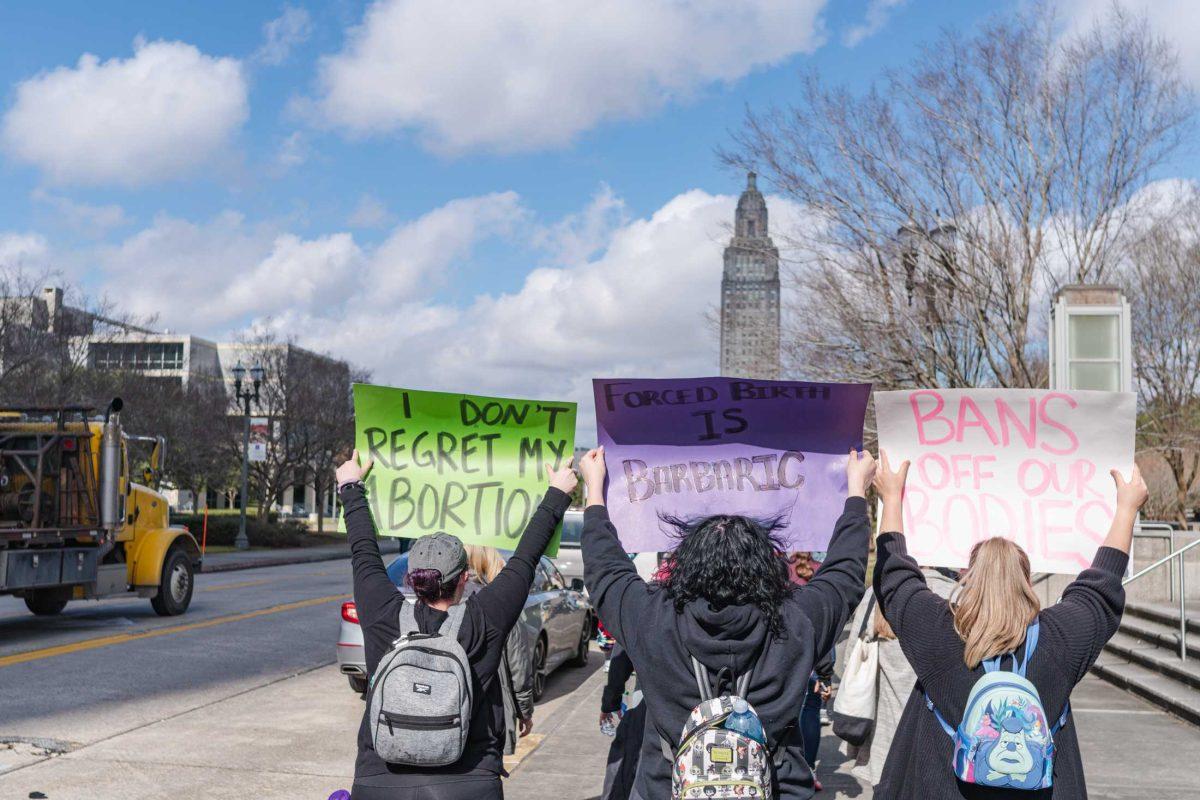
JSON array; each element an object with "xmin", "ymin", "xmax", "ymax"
[{"xmin": 720, "ymin": 172, "xmax": 781, "ymax": 379}]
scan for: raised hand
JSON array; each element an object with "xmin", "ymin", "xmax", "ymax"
[
  {"xmin": 873, "ymin": 450, "xmax": 911, "ymax": 504},
  {"xmin": 1111, "ymin": 466, "xmax": 1149, "ymax": 512},
  {"xmin": 335, "ymin": 449, "xmax": 374, "ymax": 488},
  {"xmin": 845, "ymin": 448, "xmax": 877, "ymax": 498},
  {"xmin": 545, "ymin": 457, "xmax": 578, "ymax": 495}
]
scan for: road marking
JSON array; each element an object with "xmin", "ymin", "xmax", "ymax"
[
  {"xmin": 0, "ymin": 593, "xmax": 349, "ymax": 668},
  {"xmin": 201, "ymin": 578, "xmax": 277, "ymax": 592}
]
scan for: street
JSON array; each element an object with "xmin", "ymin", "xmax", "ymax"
[{"xmin": 2, "ymin": 558, "xmax": 1198, "ymax": 800}]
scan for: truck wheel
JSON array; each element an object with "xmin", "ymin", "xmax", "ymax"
[
  {"xmin": 24, "ymin": 590, "xmax": 69, "ymax": 616},
  {"xmin": 151, "ymin": 548, "xmax": 194, "ymax": 616}
]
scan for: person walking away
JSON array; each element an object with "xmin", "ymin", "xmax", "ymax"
[
  {"xmin": 578, "ymin": 446, "xmax": 875, "ymax": 800},
  {"xmin": 464, "ymin": 545, "xmax": 535, "ymax": 756},
  {"xmin": 838, "ymin": 567, "xmax": 957, "ymax": 786},
  {"xmin": 789, "ymin": 551, "xmax": 833, "ymax": 791},
  {"xmin": 600, "ymin": 642, "xmax": 645, "ymax": 800},
  {"xmin": 336, "ymin": 450, "xmax": 577, "ymax": 800},
  {"xmin": 871, "ymin": 451, "xmax": 1148, "ymax": 800}
]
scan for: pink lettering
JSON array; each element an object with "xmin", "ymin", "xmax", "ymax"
[
  {"xmin": 910, "ymin": 390, "xmax": 954, "ymax": 445},
  {"xmin": 956, "ymin": 397, "xmax": 1000, "ymax": 445},
  {"xmin": 996, "ymin": 397, "xmax": 1038, "ymax": 448},
  {"xmin": 1038, "ymin": 393, "xmax": 1079, "ymax": 456},
  {"xmin": 916, "ymin": 453, "xmax": 951, "ymax": 489}
]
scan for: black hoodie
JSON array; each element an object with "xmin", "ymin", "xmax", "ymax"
[{"xmin": 582, "ymin": 497, "xmax": 870, "ymax": 800}]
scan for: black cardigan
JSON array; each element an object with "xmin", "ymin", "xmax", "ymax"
[
  {"xmin": 582, "ymin": 497, "xmax": 869, "ymax": 800},
  {"xmin": 872, "ymin": 532, "xmax": 1128, "ymax": 800},
  {"xmin": 339, "ymin": 482, "xmax": 569, "ymax": 790}
]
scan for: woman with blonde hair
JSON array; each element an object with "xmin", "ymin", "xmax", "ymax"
[
  {"xmin": 463, "ymin": 544, "xmax": 535, "ymax": 755},
  {"xmin": 870, "ymin": 452, "xmax": 1147, "ymax": 799}
]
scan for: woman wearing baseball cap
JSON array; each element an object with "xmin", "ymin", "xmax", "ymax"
[{"xmin": 335, "ymin": 450, "xmax": 577, "ymax": 800}]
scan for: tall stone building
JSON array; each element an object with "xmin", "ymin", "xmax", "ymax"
[{"xmin": 720, "ymin": 172, "xmax": 781, "ymax": 379}]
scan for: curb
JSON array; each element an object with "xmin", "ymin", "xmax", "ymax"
[
  {"xmin": 200, "ymin": 550, "xmax": 354, "ymax": 573},
  {"xmin": 198, "ymin": 541, "xmax": 403, "ymax": 574}
]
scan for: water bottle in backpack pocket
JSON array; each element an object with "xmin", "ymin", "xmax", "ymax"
[
  {"xmin": 664, "ymin": 657, "xmax": 774, "ymax": 800},
  {"xmin": 926, "ymin": 620, "xmax": 1069, "ymax": 791},
  {"xmin": 368, "ymin": 602, "xmax": 474, "ymax": 767}
]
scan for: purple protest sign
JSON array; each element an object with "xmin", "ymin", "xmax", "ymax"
[{"xmin": 593, "ymin": 377, "xmax": 871, "ymax": 553}]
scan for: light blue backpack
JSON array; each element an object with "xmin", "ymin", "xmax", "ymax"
[{"xmin": 926, "ymin": 620, "xmax": 1069, "ymax": 791}]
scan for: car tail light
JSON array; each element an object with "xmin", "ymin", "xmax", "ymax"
[{"xmin": 341, "ymin": 602, "xmax": 359, "ymax": 623}]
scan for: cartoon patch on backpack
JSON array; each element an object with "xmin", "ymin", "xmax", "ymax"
[{"xmin": 970, "ymin": 698, "xmax": 1051, "ymax": 789}]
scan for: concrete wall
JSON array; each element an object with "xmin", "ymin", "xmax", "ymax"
[{"xmin": 1033, "ymin": 530, "xmax": 1200, "ymax": 607}]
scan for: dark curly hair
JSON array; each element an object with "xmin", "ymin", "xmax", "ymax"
[
  {"xmin": 658, "ymin": 514, "xmax": 792, "ymax": 637},
  {"xmin": 407, "ymin": 568, "xmax": 459, "ymax": 603}
]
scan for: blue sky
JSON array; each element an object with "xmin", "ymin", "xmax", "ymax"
[{"xmin": 0, "ymin": 0, "xmax": 1196, "ymax": 436}]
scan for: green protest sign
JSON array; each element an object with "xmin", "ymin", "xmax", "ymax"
[{"xmin": 352, "ymin": 383, "xmax": 577, "ymax": 556}]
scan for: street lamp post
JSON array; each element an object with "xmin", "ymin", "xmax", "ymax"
[{"xmin": 232, "ymin": 361, "xmax": 265, "ymax": 551}]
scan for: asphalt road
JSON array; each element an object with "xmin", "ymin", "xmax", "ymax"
[{"xmin": 0, "ymin": 559, "xmax": 356, "ymax": 751}]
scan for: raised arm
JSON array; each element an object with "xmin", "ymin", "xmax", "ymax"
[
  {"xmin": 1042, "ymin": 467, "xmax": 1147, "ymax": 682},
  {"xmin": 578, "ymin": 447, "xmax": 655, "ymax": 653},
  {"xmin": 793, "ymin": 449, "xmax": 874, "ymax": 658},
  {"xmin": 871, "ymin": 451, "xmax": 963, "ymax": 679},
  {"xmin": 336, "ymin": 450, "xmax": 404, "ymax": 630},
  {"xmin": 477, "ymin": 461, "xmax": 576, "ymax": 634}
]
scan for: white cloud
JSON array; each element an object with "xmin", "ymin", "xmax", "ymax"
[
  {"xmin": 0, "ymin": 232, "xmax": 50, "ymax": 270},
  {"xmin": 255, "ymin": 6, "xmax": 313, "ymax": 66},
  {"xmin": 68, "ymin": 186, "xmax": 800, "ymax": 439},
  {"xmin": 314, "ymin": 0, "xmax": 827, "ymax": 153},
  {"xmin": 347, "ymin": 194, "xmax": 392, "ymax": 228},
  {"xmin": 31, "ymin": 189, "xmax": 130, "ymax": 237},
  {"xmin": 1, "ymin": 38, "xmax": 248, "ymax": 186},
  {"xmin": 274, "ymin": 131, "xmax": 309, "ymax": 172},
  {"xmin": 843, "ymin": 0, "xmax": 907, "ymax": 47},
  {"xmin": 1057, "ymin": 0, "xmax": 1200, "ymax": 86},
  {"xmin": 90, "ymin": 192, "xmax": 524, "ymax": 335}
]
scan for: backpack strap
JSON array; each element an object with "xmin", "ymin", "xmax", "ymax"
[
  {"xmin": 397, "ymin": 601, "xmax": 467, "ymax": 641},
  {"xmin": 398, "ymin": 602, "xmax": 418, "ymax": 637},
  {"xmin": 1051, "ymin": 701, "xmax": 1071, "ymax": 734},
  {"xmin": 439, "ymin": 602, "xmax": 468, "ymax": 641},
  {"xmin": 859, "ymin": 594, "xmax": 877, "ymax": 640},
  {"xmin": 691, "ymin": 656, "xmax": 713, "ymax": 701},
  {"xmin": 924, "ymin": 691, "xmax": 957, "ymax": 738},
  {"xmin": 1014, "ymin": 620, "xmax": 1040, "ymax": 679}
]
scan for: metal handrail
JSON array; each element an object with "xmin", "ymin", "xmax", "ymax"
[{"xmin": 1123, "ymin": 536, "xmax": 1199, "ymax": 661}]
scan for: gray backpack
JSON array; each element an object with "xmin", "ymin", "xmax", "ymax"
[{"xmin": 368, "ymin": 602, "xmax": 474, "ymax": 766}]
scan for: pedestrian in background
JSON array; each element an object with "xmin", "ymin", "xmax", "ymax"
[
  {"xmin": 336, "ymin": 451, "xmax": 576, "ymax": 800},
  {"xmin": 838, "ymin": 567, "xmax": 957, "ymax": 786},
  {"xmin": 789, "ymin": 551, "xmax": 834, "ymax": 791},
  {"xmin": 600, "ymin": 642, "xmax": 644, "ymax": 800},
  {"xmin": 464, "ymin": 544, "xmax": 535, "ymax": 755},
  {"xmin": 578, "ymin": 446, "xmax": 874, "ymax": 800},
  {"xmin": 870, "ymin": 452, "xmax": 1148, "ymax": 800}
]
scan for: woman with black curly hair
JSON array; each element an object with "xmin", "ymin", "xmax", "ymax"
[{"xmin": 578, "ymin": 446, "xmax": 874, "ymax": 800}]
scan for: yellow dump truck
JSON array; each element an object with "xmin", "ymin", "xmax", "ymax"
[{"xmin": 0, "ymin": 400, "xmax": 200, "ymax": 617}]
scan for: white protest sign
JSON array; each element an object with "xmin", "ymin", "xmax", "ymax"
[{"xmin": 875, "ymin": 389, "xmax": 1135, "ymax": 574}]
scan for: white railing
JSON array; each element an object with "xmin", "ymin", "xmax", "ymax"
[{"xmin": 1124, "ymin": 528, "xmax": 1199, "ymax": 661}]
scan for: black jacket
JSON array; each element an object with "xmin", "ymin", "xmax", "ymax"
[
  {"xmin": 872, "ymin": 532, "xmax": 1127, "ymax": 800},
  {"xmin": 340, "ymin": 482, "xmax": 569, "ymax": 790},
  {"xmin": 582, "ymin": 497, "xmax": 870, "ymax": 800}
]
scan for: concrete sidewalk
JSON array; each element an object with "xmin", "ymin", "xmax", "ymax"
[
  {"xmin": 200, "ymin": 538, "xmax": 402, "ymax": 573},
  {"xmin": 507, "ymin": 667, "xmax": 1200, "ymax": 800}
]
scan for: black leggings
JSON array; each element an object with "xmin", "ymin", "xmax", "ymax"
[{"xmin": 350, "ymin": 776, "xmax": 502, "ymax": 800}]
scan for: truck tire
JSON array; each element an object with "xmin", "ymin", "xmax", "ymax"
[
  {"xmin": 151, "ymin": 547, "xmax": 194, "ymax": 616},
  {"xmin": 24, "ymin": 590, "xmax": 69, "ymax": 616}
]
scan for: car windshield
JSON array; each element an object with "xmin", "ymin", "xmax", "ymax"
[
  {"xmin": 560, "ymin": 516, "xmax": 583, "ymax": 547},
  {"xmin": 386, "ymin": 553, "xmax": 409, "ymax": 588}
]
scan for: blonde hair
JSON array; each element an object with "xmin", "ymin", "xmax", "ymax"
[
  {"xmin": 952, "ymin": 538, "xmax": 1041, "ymax": 668},
  {"xmin": 465, "ymin": 545, "xmax": 506, "ymax": 585},
  {"xmin": 873, "ymin": 606, "xmax": 896, "ymax": 640}
]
